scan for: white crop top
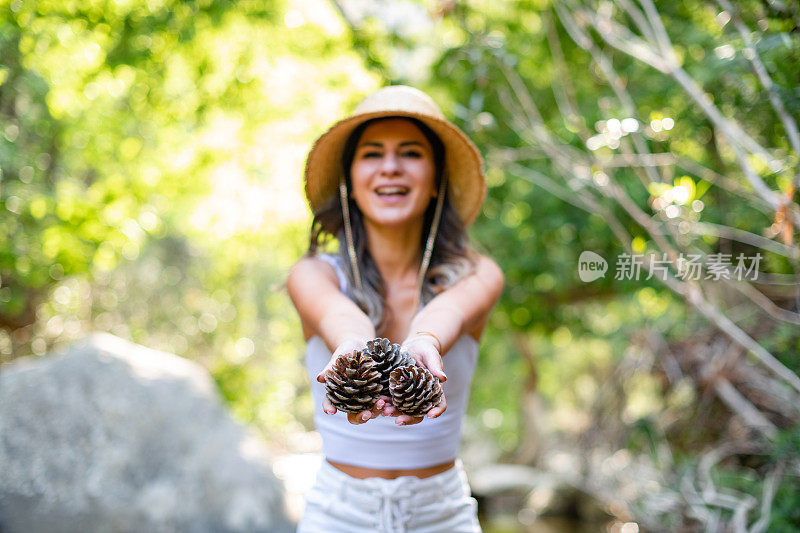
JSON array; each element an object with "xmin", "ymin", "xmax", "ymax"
[{"xmin": 304, "ymin": 253, "xmax": 480, "ymax": 469}]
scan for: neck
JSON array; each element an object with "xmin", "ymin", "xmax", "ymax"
[{"xmin": 362, "ymin": 218, "xmax": 425, "ymax": 285}]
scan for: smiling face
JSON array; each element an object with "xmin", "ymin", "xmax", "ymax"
[{"xmin": 349, "ymin": 117, "xmax": 438, "ymax": 229}]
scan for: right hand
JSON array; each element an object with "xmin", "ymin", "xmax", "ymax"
[{"xmin": 316, "ymin": 338, "xmax": 391, "ymax": 424}]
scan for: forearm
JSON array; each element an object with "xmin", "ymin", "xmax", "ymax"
[
  {"xmin": 404, "ymin": 256, "xmax": 504, "ymax": 354},
  {"xmin": 317, "ymin": 302, "xmax": 376, "ymax": 354},
  {"xmin": 404, "ymin": 299, "xmax": 464, "ymax": 355}
]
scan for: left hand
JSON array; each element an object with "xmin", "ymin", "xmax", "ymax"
[{"xmin": 380, "ymin": 334, "xmax": 447, "ymax": 425}]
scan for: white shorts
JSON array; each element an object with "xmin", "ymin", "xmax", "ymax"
[{"xmin": 296, "ymin": 458, "xmax": 482, "ymax": 533}]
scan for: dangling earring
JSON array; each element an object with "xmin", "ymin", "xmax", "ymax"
[
  {"xmin": 415, "ymin": 173, "xmax": 447, "ymax": 310},
  {"xmin": 339, "ymin": 175, "xmax": 364, "ymax": 293}
]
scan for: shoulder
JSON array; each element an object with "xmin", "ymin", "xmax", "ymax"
[
  {"xmin": 469, "ymin": 253, "xmax": 504, "ymax": 294},
  {"xmin": 287, "ymin": 254, "xmax": 339, "ymax": 291},
  {"xmin": 286, "ymin": 254, "xmax": 348, "ymax": 341},
  {"xmin": 438, "ymin": 252, "xmax": 503, "ymax": 307}
]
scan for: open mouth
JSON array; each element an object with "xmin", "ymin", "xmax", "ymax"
[{"xmin": 374, "ymin": 186, "xmax": 410, "ymax": 197}]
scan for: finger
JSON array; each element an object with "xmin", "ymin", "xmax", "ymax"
[
  {"xmin": 364, "ymin": 403, "xmax": 381, "ymax": 419},
  {"xmin": 427, "ymin": 405, "xmax": 446, "ymax": 418},
  {"xmin": 347, "ymin": 411, "xmax": 366, "ymax": 424},
  {"xmin": 382, "ymin": 404, "xmax": 399, "ymax": 416},
  {"xmin": 323, "ymin": 396, "xmax": 336, "ymax": 415},
  {"xmin": 316, "ymin": 368, "xmax": 330, "ymax": 383},
  {"xmin": 395, "ymin": 414, "xmax": 423, "ymax": 426},
  {"xmin": 424, "ymin": 356, "xmax": 446, "ymax": 382},
  {"xmin": 427, "ymin": 396, "xmax": 447, "ymax": 418},
  {"xmin": 348, "ymin": 409, "xmax": 371, "ymax": 424},
  {"xmin": 374, "ymin": 395, "xmax": 388, "ymax": 415},
  {"xmin": 377, "ymin": 395, "xmax": 393, "ymax": 414}
]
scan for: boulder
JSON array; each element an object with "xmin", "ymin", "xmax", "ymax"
[{"xmin": 0, "ymin": 333, "xmax": 293, "ymax": 533}]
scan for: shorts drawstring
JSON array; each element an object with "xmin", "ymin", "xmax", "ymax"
[
  {"xmin": 369, "ymin": 481, "xmax": 412, "ymax": 533},
  {"xmin": 297, "ymin": 459, "xmax": 481, "ymax": 533}
]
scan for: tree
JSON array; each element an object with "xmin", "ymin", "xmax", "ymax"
[
  {"xmin": 332, "ymin": 0, "xmax": 800, "ymax": 528},
  {"xmin": 0, "ymin": 0, "xmax": 380, "ymax": 446}
]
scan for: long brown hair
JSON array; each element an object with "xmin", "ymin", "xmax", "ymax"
[{"xmin": 306, "ymin": 116, "xmax": 476, "ymax": 335}]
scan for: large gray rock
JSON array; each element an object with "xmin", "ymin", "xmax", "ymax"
[{"xmin": 0, "ymin": 333, "xmax": 294, "ymax": 533}]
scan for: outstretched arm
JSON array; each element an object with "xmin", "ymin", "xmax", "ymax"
[
  {"xmin": 392, "ymin": 254, "xmax": 504, "ymax": 425},
  {"xmin": 287, "ymin": 256, "xmax": 384, "ymax": 424},
  {"xmin": 408, "ymin": 254, "xmax": 504, "ymax": 354}
]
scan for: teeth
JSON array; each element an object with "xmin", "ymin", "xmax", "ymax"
[{"xmin": 375, "ymin": 187, "xmax": 408, "ymax": 194}]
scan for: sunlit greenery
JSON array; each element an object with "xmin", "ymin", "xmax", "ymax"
[
  {"xmin": 2, "ymin": 0, "xmax": 799, "ymax": 529},
  {"xmin": 1, "ymin": 0, "xmax": 381, "ymax": 446}
]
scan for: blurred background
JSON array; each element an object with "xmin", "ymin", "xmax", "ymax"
[{"xmin": 1, "ymin": 0, "xmax": 799, "ymax": 531}]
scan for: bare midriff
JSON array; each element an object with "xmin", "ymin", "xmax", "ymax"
[{"xmin": 327, "ymin": 459, "xmax": 456, "ymax": 479}]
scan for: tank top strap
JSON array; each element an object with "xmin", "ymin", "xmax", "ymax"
[{"xmin": 317, "ymin": 253, "xmax": 348, "ymax": 294}]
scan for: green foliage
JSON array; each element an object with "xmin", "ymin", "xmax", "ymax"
[
  {"xmin": 770, "ymin": 479, "xmax": 800, "ymax": 532},
  {"xmin": 0, "ymin": 0, "xmax": 381, "ymax": 447},
  {"xmin": 705, "ymin": 427, "xmax": 800, "ymax": 530},
  {"xmin": 3, "ymin": 0, "xmax": 799, "ymax": 528},
  {"xmin": 768, "ymin": 428, "xmax": 800, "ymax": 531},
  {"xmin": 336, "ymin": 1, "xmax": 799, "ymax": 528}
]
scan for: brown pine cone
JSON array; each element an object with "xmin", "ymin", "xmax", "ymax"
[
  {"xmin": 361, "ymin": 337, "xmax": 412, "ymax": 395},
  {"xmin": 389, "ymin": 363, "xmax": 443, "ymax": 417},
  {"xmin": 325, "ymin": 351, "xmax": 383, "ymax": 413}
]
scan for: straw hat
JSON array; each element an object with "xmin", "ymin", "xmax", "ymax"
[{"xmin": 303, "ymin": 85, "xmax": 486, "ymax": 227}]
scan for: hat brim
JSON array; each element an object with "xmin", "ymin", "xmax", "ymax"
[{"xmin": 304, "ymin": 110, "xmax": 486, "ymax": 227}]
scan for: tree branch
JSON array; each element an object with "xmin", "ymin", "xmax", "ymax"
[
  {"xmin": 572, "ymin": 2, "xmax": 780, "ymax": 209},
  {"xmin": 716, "ymin": 0, "xmax": 800, "ymax": 167}
]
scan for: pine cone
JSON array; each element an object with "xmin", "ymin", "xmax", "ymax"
[
  {"xmin": 389, "ymin": 364, "xmax": 443, "ymax": 417},
  {"xmin": 361, "ymin": 337, "xmax": 412, "ymax": 395},
  {"xmin": 325, "ymin": 351, "xmax": 383, "ymax": 413}
]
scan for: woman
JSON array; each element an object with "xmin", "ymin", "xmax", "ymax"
[{"xmin": 288, "ymin": 85, "xmax": 503, "ymax": 533}]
